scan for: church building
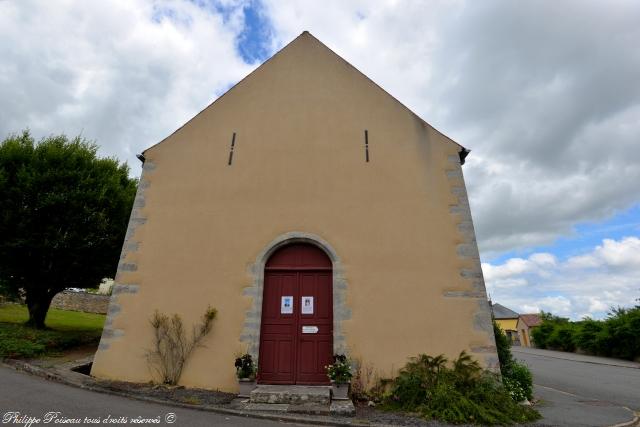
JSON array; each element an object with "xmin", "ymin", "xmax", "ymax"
[{"xmin": 91, "ymin": 32, "xmax": 498, "ymax": 391}]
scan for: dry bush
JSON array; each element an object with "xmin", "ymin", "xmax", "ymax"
[{"xmin": 146, "ymin": 306, "xmax": 217, "ymax": 385}]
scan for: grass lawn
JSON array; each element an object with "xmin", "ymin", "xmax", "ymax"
[{"xmin": 0, "ymin": 304, "xmax": 105, "ymax": 359}]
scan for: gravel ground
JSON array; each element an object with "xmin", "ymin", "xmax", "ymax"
[
  {"xmin": 90, "ymin": 380, "xmax": 550, "ymax": 426},
  {"xmin": 354, "ymin": 403, "xmax": 450, "ymax": 426},
  {"xmin": 96, "ymin": 379, "xmax": 237, "ymax": 406},
  {"xmin": 91, "ymin": 379, "xmax": 460, "ymax": 425}
]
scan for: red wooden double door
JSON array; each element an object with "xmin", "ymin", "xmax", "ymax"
[{"xmin": 258, "ymin": 243, "xmax": 333, "ymax": 385}]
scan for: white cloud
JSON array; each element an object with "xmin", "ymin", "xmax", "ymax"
[
  {"xmin": 565, "ymin": 254, "xmax": 601, "ymax": 270},
  {"xmin": 536, "ymin": 296, "xmax": 573, "ymax": 317},
  {"xmin": 566, "ymin": 237, "xmax": 640, "ymax": 270},
  {"xmin": 483, "ymin": 236, "xmax": 640, "ymax": 319},
  {"xmin": 0, "ymin": 0, "xmax": 254, "ymax": 174},
  {"xmin": 529, "ymin": 253, "xmax": 557, "ymax": 267},
  {"xmin": 1, "ymin": 0, "xmax": 640, "ymax": 268},
  {"xmin": 594, "ymin": 237, "xmax": 640, "ymax": 268},
  {"xmin": 259, "ymin": 0, "xmax": 640, "ymax": 256},
  {"xmin": 482, "ymin": 252, "xmax": 556, "ymax": 289}
]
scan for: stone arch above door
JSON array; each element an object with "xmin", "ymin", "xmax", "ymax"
[{"xmin": 240, "ymin": 232, "xmax": 351, "ymax": 359}]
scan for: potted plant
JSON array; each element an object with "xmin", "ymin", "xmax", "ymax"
[
  {"xmin": 326, "ymin": 354, "xmax": 352, "ymax": 400},
  {"xmin": 235, "ymin": 354, "xmax": 257, "ymax": 398}
]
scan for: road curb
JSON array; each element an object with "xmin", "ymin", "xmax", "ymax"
[
  {"xmin": 608, "ymin": 411, "xmax": 640, "ymax": 427},
  {"xmin": 2, "ymin": 358, "xmax": 372, "ymax": 427},
  {"xmin": 512, "ymin": 349, "xmax": 640, "ymax": 370}
]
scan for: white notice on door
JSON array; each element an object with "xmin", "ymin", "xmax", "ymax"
[
  {"xmin": 301, "ymin": 296, "xmax": 314, "ymax": 314},
  {"xmin": 281, "ymin": 296, "xmax": 293, "ymax": 314},
  {"xmin": 302, "ymin": 326, "xmax": 319, "ymax": 334}
]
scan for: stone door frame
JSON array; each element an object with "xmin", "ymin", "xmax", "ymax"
[{"xmin": 240, "ymin": 231, "xmax": 351, "ymax": 361}]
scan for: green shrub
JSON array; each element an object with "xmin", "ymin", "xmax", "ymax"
[
  {"xmin": 235, "ymin": 353, "xmax": 257, "ymax": 379},
  {"xmin": 504, "ymin": 361, "xmax": 533, "ymax": 401},
  {"xmin": 574, "ymin": 318, "xmax": 604, "ymax": 354},
  {"xmin": 493, "ymin": 319, "xmax": 534, "ymax": 401},
  {"xmin": 535, "ymin": 304, "xmax": 640, "ymax": 361},
  {"xmin": 386, "ymin": 354, "xmax": 447, "ymax": 408},
  {"xmin": 531, "ymin": 320, "xmax": 552, "ymax": 349},
  {"xmin": 502, "ymin": 377, "xmax": 527, "ymax": 403},
  {"xmin": 493, "ymin": 320, "xmax": 514, "ymax": 373},
  {"xmin": 546, "ymin": 323, "xmax": 577, "ymax": 352},
  {"xmin": 0, "ymin": 322, "xmax": 101, "ymax": 358},
  {"xmin": 326, "ymin": 354, "xmax": 353, "ymax": 384},
  {"xmin": 381, "ymin": 351, "xmax": 539, "ymax": 425},
  {"xmin": 600, "ymin": 306, "xmax": 640, "ymax": 360},
  {"xmin": 0, "ymin": 336, "xmax": 47, "ymax": 358},
  {"xmin": 531, "ymin": 312, "xmax": 576, "ymax": 351}
]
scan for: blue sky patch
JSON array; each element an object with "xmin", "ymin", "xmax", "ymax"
[
  {"xmin": 180, "ymin": 0, "xmax": 274, "ymax": 64},
  {"xmin": 485, "ymin": 203, "xmax": 640, "ymax": 264},
  {"xmin": 236, "ymin": 1, "xmax": 274, "ymax": 63}
]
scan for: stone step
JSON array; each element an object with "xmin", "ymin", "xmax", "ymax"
[
  {"xmin": 234, "ymin": 400, "xmax": 354, "ymax": 417},
  {"xmin": 249, "ymin": 385, "xmax": 331, "ymax": 405},
  {"xmin": 241, "ymin": 403, "xmax": 330, "ymax": 415},
  {"xmin": 242, "ymin": 403, "xmax": 289, "ymax": 412},
  {"xmin": 330, "ymin": 400, "xmax": 356, "ymax": 416}
]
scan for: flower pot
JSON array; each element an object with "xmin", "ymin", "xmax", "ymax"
[
  {"xmin": 331, "ymin": 381, "xmax": 350, "ymax": 400},
  {"xmin": 237, "ymin": 378, "xmax": 256, "ymax": 398}
]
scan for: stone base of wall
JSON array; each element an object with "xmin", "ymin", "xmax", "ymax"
[{"xmin": 51, "ymin": 291, "xmax": 109, "ymax": 314}]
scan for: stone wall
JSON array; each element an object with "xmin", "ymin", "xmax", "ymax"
[{"xmin": 51, "ymin": 291, "xmax": 109, "ymax": 314}]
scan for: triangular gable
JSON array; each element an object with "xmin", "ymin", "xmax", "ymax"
[{"xmin": 143, "ymin": 31, "xmax": 466, "ymax": 156}]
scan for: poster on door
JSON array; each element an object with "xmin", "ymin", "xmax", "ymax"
[
  {"xmin": 301, "ymin": 296, "xmax": 314, "ymax": 314},
  {"xmin": 281, "ymin": 296, "xmax": 293, "ymax": 314}
]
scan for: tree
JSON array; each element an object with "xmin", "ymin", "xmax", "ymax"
[{"xmin": 0, "ymin": 130, "xmax": 137, "ymax": 328}]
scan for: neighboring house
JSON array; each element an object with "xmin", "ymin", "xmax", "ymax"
[
  {"xmin": 91, "ymin": 32, "xmax": 498, "ymax": 391},
  {"xmin": 492, "ymin": 303, "xmax": 520, "ymax": 345},
  {"xmin": 517, "ymin": 314, "xmax": 542, "ymax": 347}
]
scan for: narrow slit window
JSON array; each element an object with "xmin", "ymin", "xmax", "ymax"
[
  {"xmin": 228, "ymin": 132, "xmax": 236, "ymax": 165},
  {"xmin": 364, "ymin": 129, "xmax": 370, "ymax": 162}
]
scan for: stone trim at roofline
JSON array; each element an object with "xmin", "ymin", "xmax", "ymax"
[
  {"xmin": 443, "ymin": 155, "xmax": 500, "ymax": 372},
  {"xmin": 97, "ymin": 161, "xmax": 154, "ymax": 350},
  {"xmin": 240, "ymin": 232, "xmax": 351, "ymax": 360}
]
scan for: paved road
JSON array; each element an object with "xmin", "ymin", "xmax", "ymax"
[
  {"xmin": 0, "ymin": 367, "xmax": 296, "ymax": 427},
  {"xmin": 513, "ymin": 346, "xmax": 639, "ymax": 427}
]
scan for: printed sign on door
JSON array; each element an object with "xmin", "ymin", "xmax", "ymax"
[
  {"xmin": 281, "ymin": 296, "xmax": 293, "ymax": 314},
  {"xmin": 301, "ymin": 296, "xmax": 314, "ymax": 314}
]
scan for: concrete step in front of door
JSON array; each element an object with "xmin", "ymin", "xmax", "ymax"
[{"xmin": 249, "ymin": 385, "xmax": 331, "ymax": 405}]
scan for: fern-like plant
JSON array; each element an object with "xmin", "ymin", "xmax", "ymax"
[{"xmin": 382, "ymin": 351, "xmax": 540, "ymax": 425}]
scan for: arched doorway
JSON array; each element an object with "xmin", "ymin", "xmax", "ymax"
[{"xmin": 258, "ymin": 243, "xmax": 333, "ymax": 385}]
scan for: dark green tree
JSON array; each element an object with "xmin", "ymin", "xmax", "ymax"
[{"xmin": 0, "ymin": 130, "xmax": 137, "ymax": 328}]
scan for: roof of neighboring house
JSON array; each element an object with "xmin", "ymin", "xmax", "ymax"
[
  {"xmin": 519, "ymin": 314, "xmax": 542, "ymax": 328},
  {"xmin": 492, "ymin": 303, "xmax": 519, "ymax": 319}
]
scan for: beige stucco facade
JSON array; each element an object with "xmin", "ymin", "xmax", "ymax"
[{"xmin": 91, "ymin": 32, "xmax": 498, "ymax": 392}]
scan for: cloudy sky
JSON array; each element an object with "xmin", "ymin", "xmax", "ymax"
[{"xmin": 1, "ymin": 0, "xmax": 639, "ymax": 319}]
